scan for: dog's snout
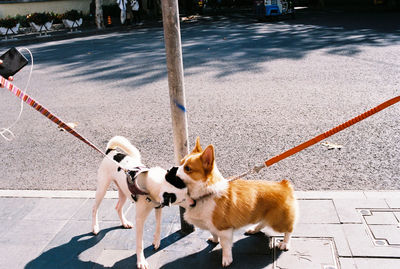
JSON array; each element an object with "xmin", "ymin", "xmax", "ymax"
[{"xmin": 166, "ymin": 167, "xmax": 186, "ymax": 189}]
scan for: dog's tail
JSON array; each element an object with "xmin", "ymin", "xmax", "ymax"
[
  {"xmin": 279, "ymin": 179, "xmax": 295, "ymax": 192},
  {"xmin": 106, "ymin": 136, "xmax": 141, "ymax": 159}
]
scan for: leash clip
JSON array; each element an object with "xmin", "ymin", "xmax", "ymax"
[
  {"xmin": 229, "ymin": 163, "xmax": 266, "ymax": 181},
  {"xmin": 252, "ymin": 163, "xmax": 266, "ymax": 174}
]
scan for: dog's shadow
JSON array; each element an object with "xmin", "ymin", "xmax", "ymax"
[
  {"xmin": 24, "ymin": 226, "xmax": 121, "ymax": 269},
  {"xmin": 25, "ymin": 227, "xmax": 280, "ymax": 269},
  {"xmin": 25, "ymin": 225, "xmax": 188, "ymax": 269},
  {"xmin": 159, "ymin": 232, "xmax": 281, "ymax": 269},
  {"xmin": 111, "ymin": 230, "xmax": 188, "ymax": 268}
]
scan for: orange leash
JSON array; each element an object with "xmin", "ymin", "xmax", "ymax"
[
  {"xmin": 265, "ymin": 96, "xmax": 400, "ymax": 167},
  {"xmin": 230, "ymin": 96, "xmax": 400, "ymax": 181}
]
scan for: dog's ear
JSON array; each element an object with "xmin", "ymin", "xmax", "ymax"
[
  {"xmin": 191, "ymin": 136, "xmax": 203, "ymax": 154},
  {"xmin": 201, "ymin": 145, "xmax": 214, "ymax": 174},
  {"xmin": 165, "ymin": 167, "xmax": 186, "ymax": 189}
]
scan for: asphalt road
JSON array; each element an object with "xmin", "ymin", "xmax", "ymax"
[{"xmin": 1, "ymin": 9, "xmax": 399, "ymax": 191}]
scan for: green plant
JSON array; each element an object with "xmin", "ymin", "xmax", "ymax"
[
  {"xmin": 62, "ymin": 10, "xmax": 82, "ymax": 21},
  {"xmin": 51, "ymin": 12, "xmax": 63, "ymax": 24},
  {"xmin": 14, "ymin": 14, "xmax": 29, "ymax": 27},
  {"xmin": 0, "ymin": 17, "xmax": 18, "ymax": 28},
  {"xmin": 26, "ymin": 12, "xmax": 54, "ymax": 25}
]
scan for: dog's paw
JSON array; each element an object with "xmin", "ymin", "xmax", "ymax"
[
  {"xmin": 122, "ymin": 221, "xmax": 134, "ymax": 229},
  {"xmin": 153, "ymin": 239, "xmax": 160, "ymax": 250},
  {"xmin": 245, "ymin": 228, "xmax": 259, "ymax": 235},
  {"xmin": 207, "ymin": 235, "xmax": 219, "ymax": 244},
  {"xmin": 222, "ymin": 255, "xmax": 233, "ymax": 267},
  {"xmin": 92, "ymin": 225, "xmax": 100, "ymax": 235},
  {"xmin": 277, "ymin": 241, "xmax": 290, "ymax": 251},
  {"xmin": 137, "ymin": 260, "xmax": 149, "ymax": 269}
]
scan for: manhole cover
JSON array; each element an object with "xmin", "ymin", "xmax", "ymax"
[
  {"xmin": 359, "ymin": 209, "xmax": 400, "ymax": 247},
  {"xmin": 273, "ymin": 237, "xmax": 339, "ymax": 269}
]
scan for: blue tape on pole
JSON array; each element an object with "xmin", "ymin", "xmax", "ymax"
[{"xmin": 174, "ymin": 99, "xmax": 186, "ymax": 113}]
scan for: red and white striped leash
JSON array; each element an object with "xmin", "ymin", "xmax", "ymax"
[
  {"xmin": 1, "ymin": 75, "xmax": 107, "ymax": 157},
  {"xmin": 0, "ymin": 75, "xmax": 158, "ymax": 198}
]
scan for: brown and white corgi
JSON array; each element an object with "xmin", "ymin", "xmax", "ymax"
[{"xmin": 174, "ymin": 138, "xmax": 298, "ymax": 267}]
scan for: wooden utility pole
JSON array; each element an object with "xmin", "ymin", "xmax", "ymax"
[{"xmin": 161, "ymin": 0, "xmax": 194, "ymax": 234}]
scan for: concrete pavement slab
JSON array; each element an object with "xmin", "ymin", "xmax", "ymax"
[
  {"xmin": 24, "ymin": 198, "xmax": 87, "ymax": 220},
  {"xmin": 0, "ymin": 189, "xmax": 118, "ymax": 199},
  {"xmin": 94, "ymin": 249, "xmax": 135, "ymax": 268},
  {"xmin": 364, "ymin": 210, "xmax": 399, "ymax": 225},
  {"xmin": 350, "ymin": 258, "xmax": 400, "ymax": 269},
  {"xmin": 333, "ymin": 199, "xmax": 389, "ymax": 223},
  {"xmin": 1, "ymin": 219, "xmax": 67, "ymax": 269},
  {"xmin": 386, "ymin": 199, "xmax": 400, "ymax": 208},
  {"xmin": 292, "ymin": 223, "xmax": 352, "ymax": 257},
  {"xmin": 363, "ymin": 191, "xmax": 400, "ymax": 199},
  {"xmin": 359, "ymin": 209, "xmax": 400, "ymax": 247},
  {"xmin": 27, "ymin": 221, "xmax": 122, "ymax": 269},
  {"xmin": 295, "ymin": 191, "xmax": 366, "ymax": 200},
  {"xmin": 297, "ymin": 199, "xmax": 340, "ymax": 224},
  {"xmin": 273, "ymin": 237, "xmax": 339, "ymax": 269},
  {"xmin": 339, "ymin": 258, "xmax": 357, "ymax": 269},
  {"xmin": 0, "ymin": 197, "xmax": 41, "ymax": 236},
  {"xmin": 1, "ymin": 192, "xmax": 400, "ymax": 268},
  {"xmin": 369, "ymin": 225, "xmax": 400, "ymax": 245},
  {"xmin": 342, "ymin": 224, "xmax": 400, "ymax": 257},
  {"xmin": 0, "ymin": 197, "xmax": 40, "ymax": 221},
  {"xmin": 395, "ymin": 212, "xmax": 400, "ymax": 221},
  {"xmin": 71, "ymin": 198, "xmax": 134, "ymax": 221}
]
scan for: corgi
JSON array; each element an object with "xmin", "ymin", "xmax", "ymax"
[{"xmin": 172, "ymin": 137, "xmax": 298, "ymax": 267}]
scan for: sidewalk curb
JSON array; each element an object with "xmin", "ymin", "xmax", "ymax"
[
  {"xmin": 1, "ymin": 189, "xmax": 400, "ymax": 199},
  {"xmin": 0, "ymin": 189, "xmax": 118, "ymax": 198},
  {"xmin": 0, "ymin": 22, "xmax": 163, "ymax": 47}
]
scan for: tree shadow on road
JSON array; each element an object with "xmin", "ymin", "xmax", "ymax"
[{"xmin": 15, "ymin": 8, "xmax": 400, "ymax": 88}]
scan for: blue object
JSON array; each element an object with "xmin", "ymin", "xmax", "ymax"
[
  {"xmin": 265, "ymin": 5, "xmax": 281, "ymax": 16},
  {"xmin": 174, "ymin": 99, "xmax": 187, "ymax": 113}
]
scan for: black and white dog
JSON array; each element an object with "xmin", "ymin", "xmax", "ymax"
[{"xmin": 92, "ymin": 136, "xmax": 187, "ymax": 269}]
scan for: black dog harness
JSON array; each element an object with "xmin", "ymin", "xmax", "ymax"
[
  {"xmin": 126, "ymin": 166, "xmax": 149, "ymax": 196},
  {"xmin": 126, "ymin": 166, "xmax": 163, "ymax": 209}
]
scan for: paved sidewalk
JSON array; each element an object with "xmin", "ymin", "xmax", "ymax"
[
  {"xmin": 0, "ymin": 24, "xmax": 157, "ymax": 47},
  {"xmin": 1, "ymin": 190, "xmax": 400, "ymax": 268}
]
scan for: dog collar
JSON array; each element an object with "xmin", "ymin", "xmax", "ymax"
[{"xmin": 189, "ymin": 192, "xmax": 213, "ymax": 208}]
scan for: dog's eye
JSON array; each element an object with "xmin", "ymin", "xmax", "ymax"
[{"xmin": 184, "ymin": 165, "xmax": 192, "ymax": 172}]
